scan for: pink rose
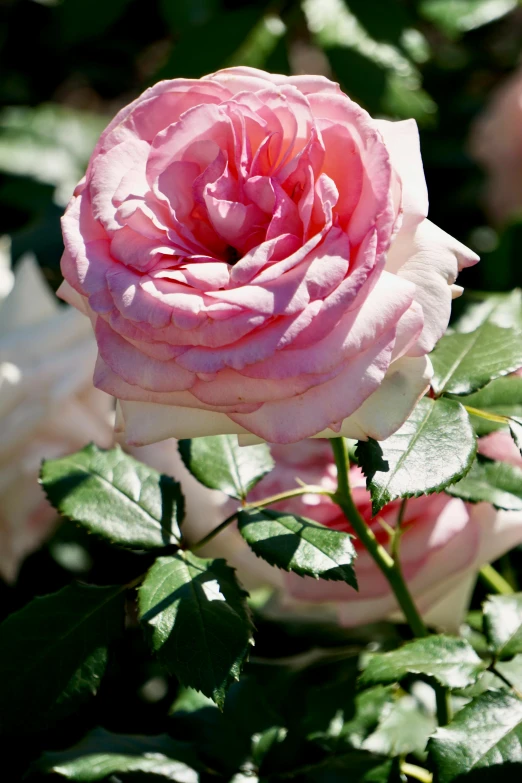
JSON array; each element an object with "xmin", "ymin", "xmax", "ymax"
[
  {"xmin": 59, "ymin": 66, "xmax": 477, "ymax": 446},
  {"xmin": 478, "ymin": 428, "xmax": 522, "ymax": 468},
  {"xmin": 0, "ymin": 249, "xmax": 114, "ymax": 582},
  {"xmin": 249, "ymin": 440, "xmax": 522, "ymax": 629},
  {"xmin": 470, "ymin": 67, "xmax": 522, "ymax": 225}
]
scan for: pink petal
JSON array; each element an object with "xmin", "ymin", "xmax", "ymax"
[
  {"xmin": 95, "ymin": 319, "xmax": 195, "ymax": 392},
  {"xmin": 90, "ymin": 138, "xmax": 150, "ymax": 233},
  {"xmin": 228, "ymin": 329, "xmax": 395, "ymax": 443},
  {"xmin": 478, "ymin": 431, "xmax": 522, "ymax": 468},
  {"xmin": 242, "ymin": 270, "xmax": 414, "ymax": 380}
]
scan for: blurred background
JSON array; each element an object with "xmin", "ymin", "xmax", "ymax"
[
  {"xmin": 1, "ymin": 0, "xmax": 522, "ymax": 777},
  {"xmin": 2, "ymin": 0, "xmax": 522, "ymax": 293}
]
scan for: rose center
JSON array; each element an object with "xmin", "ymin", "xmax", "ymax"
[{"xmin": 225, "ymin": 245, "xmax": 241, "ymax": 265}]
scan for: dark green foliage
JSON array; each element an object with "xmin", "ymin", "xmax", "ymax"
[
  {"xmin": 41, "ymin": 444, "xmax": 184, "ymax": 549},
  {"xmin": 178, "ymin": 435, "xmax": 273, "ymax": 500},
  {"xmin": 357, "ymin": 397, "xmax": 476, "ymax": 515},
  {"xmin": 0, "ymin": 583, "xmax": 125, "ymax": 734},
  {"xmin": 238, "ymin": 508, "xmax": 357, "ymax": 585},
  {"xmin": 139, "ymin": 552, "xmax": 254, "ymax": 708}
]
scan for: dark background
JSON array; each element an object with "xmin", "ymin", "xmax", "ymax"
[{"xmin": 1, "ymin": 0, "xmax": 522, "ymax": 778}]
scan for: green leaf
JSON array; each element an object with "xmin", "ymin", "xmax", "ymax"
[
  {"xmin": 429, "ymin": 690, "xmax": 522, "ymax": 783},
  {"xmin": 237, "ymin": 509, "xmax": 357, "ymax": 587},
  {"xmin": 359, "ymin": 635, "xmax": 485, "ymax": 689},
  {"xmin": 510, "ymin": 417, "xmax": 522, "ymax": 457},
  {"xmin": 178, "ymin": 435, "xmax": 273, "ymax": 501},
  {"xmin": 430, "ymin": 322, "xmax": 522, "ymax": 396},
  {"xmin": 139, "ymin": 551, "xmax": 254, "ymax": 708},
  {"xmin": 170, "ymin": 671, "xmax": 290, "ymax": 776},
  {"xmin": 0, "ymin": 104, "xmax": 106, "ymax": 207},
  {"xmin": 41, "ymin": 443, "xmax": 183, "ymax": 550},
  {"xmin": 0, "ymin": 583, "xmax": 125, "ymax": 734},
  {"xmin": 456, "ymin": 376, "xmax": 522, "ymax": 435},
  {"xmin": 356, "ymin": 397, "xmax": 476, "ymax": 515},
  {"xmin": 483, "ymin": 593, "xmax": 522, "ymax": 660},
  {"xmin": 420, "ymin": 0, "xmax": 517, "ymax": 37},
  {"xmin": 454, "ymin": 290, "xmax": 522, "ymax": 334},
  {"xmin": 362, "ymin": 694, "xmax": 436, "ymax": 757},
  {"xmin": 330, "ymin": 686, "xmax": 397, "ymax": 750},
  {"xmin": 495, "ymin": 654, "xmax": 522, "ymax": 691},
  {"xmin": 446, "ymin": 458, "xmax": 522, "ymax": 510},
  {"xmin": 38, "ymin": 727, "xmax": 201, "ymax": 781},
  {"xmin": 304, "ymin": 0, "xmax": 436, "ymax": 125},
  {"xmin": 305, "ymin": 751, "xmax": 393, "ymax": 783}
]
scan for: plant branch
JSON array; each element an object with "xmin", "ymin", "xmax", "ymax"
[
  {"xmin": 329, "ymin": 437, "xmax": 454, "ymax": 726},
  {"xmin": 479, "ymin": 563, "xmax": 514, "ymax": 595},
  {"xmin": 463, "ymin": 405, "xmax": 509, "ymax": 425},
  {"xmin": 190, "ymin": 485, "xmax": 333, "ymax": 551},
  {"xmin": 244, "ymin": 485, "xmax": 334, "ymax": 509},
  {"xmin": 329, "ymin": 437, "xmax": 427, "ymax": 637},
  {"xmin": 401, "ymin": 762, "xmax": 433, "ymax": 783}
]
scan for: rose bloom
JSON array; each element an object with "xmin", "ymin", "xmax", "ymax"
[
  {"xmin": 59, "ymin": 67, "xmax": 477, "ymax": 447},
  {"xmin": 0, "ymin": 249, "xmax": 113, "ymax": 581},
  {"xmin": 478, "ymin": 428, "xmax": 522, "ymax": 468},
  {"xmin": 134, "ymin": 435, "xmax": 522, "ymax": 630},
  {"xmin": 470, "ymin": 66, "xmax": 522, "ymax": 225}
]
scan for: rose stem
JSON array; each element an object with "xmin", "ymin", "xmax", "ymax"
[
  {"xmin": 329, "ymin": 436, "xmax": 452, "ymax": 726},
  {"xmin": 479, "ymin": 563, "xmax": 514, "ymax": 595}
]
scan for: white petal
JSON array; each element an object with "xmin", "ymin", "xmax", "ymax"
[
  {"xmin": 237, "ymin": 356, "xmax": 432, "ymax": 445},
  {"xmin": 119, "ymin": 400, "xmax": 250, "ymax": 445},
  {"xmin": 336, "ymin": 355, "xmax": 432, "ymax": 441},
  {"xmin": 473, "ymin": 503, "xmax": 522, "ymax": 565},
  {"xmin": 56, "ymin": 279, "xmax": 91, "ymax": 315},
  {"xmin": 385, "ymin": 219, "xmax": 479, "ymax": 354},
  {"xmin": 421, "ymin": 574, "xmax": 476, "ymax": 633},
  {"xmin": 375, "ymin": 118, "xmax": 428, "ymax": 225},
  {"xmin": 0, "ymin": 254, "xmax": 58, "ymax": 333},
  {"xmin": 0, "ymin": 235, "xmax": 14, "ymax": 303}
]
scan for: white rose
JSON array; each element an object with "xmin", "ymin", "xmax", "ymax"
[{"xmin": 0, "ymin": 245, "xmax": 113, "ymax": 581}]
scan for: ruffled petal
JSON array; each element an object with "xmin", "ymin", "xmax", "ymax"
[{"xmin": 385, "ymin": 219, "xmax": 479, "ymax": 354}]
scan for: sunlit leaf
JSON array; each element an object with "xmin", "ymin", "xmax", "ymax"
[
  {"xmin": 139, "ymin": 552, "xmax": 253, "ymax": 708},
  {"xmin": 41, "ymin": 443, "xmax": 184, "ymax": 549},
  {"xmin": 357, "ymin": 397, "xmax": 476, "ymax": 515},
  {"xmin": 238, "ymin": 508, "xmax": 357, "ymax": 585}
]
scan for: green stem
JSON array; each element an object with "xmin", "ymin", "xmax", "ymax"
[
  {"xmin": 190, "ymin": 485, "xmax": 333, "ymax": 551},
  {"xmin": 190, "ymin": 511, "xmax": 239, "ymax": 551},
  {"xmin": 435, "ymin": 686, "xmax": 452, "ymax": 727},
  {"xmin": 463, "ymin": 405, "xmax": 509, "ymax": 425},
  {"xmin": 329, "ymin": 437, "xmax": 453, "ymax": 726},
  {"xmin": 490, "ymin": 664, "xmax": 522, "ymax": 699},
  {"xmin": 329, "ymin": 438, "xmax": 427, "ymax": 638},
  {"xmin": 401, "ymin": 762, "xmax": 433, "ymax": 783},
  {"xmin": 479, "ymin": 563, "xmax": 514, "ymax": 595},
  {"xmin": 244, "ymin": 485, "xmax": 334, "ymax": 509}
]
